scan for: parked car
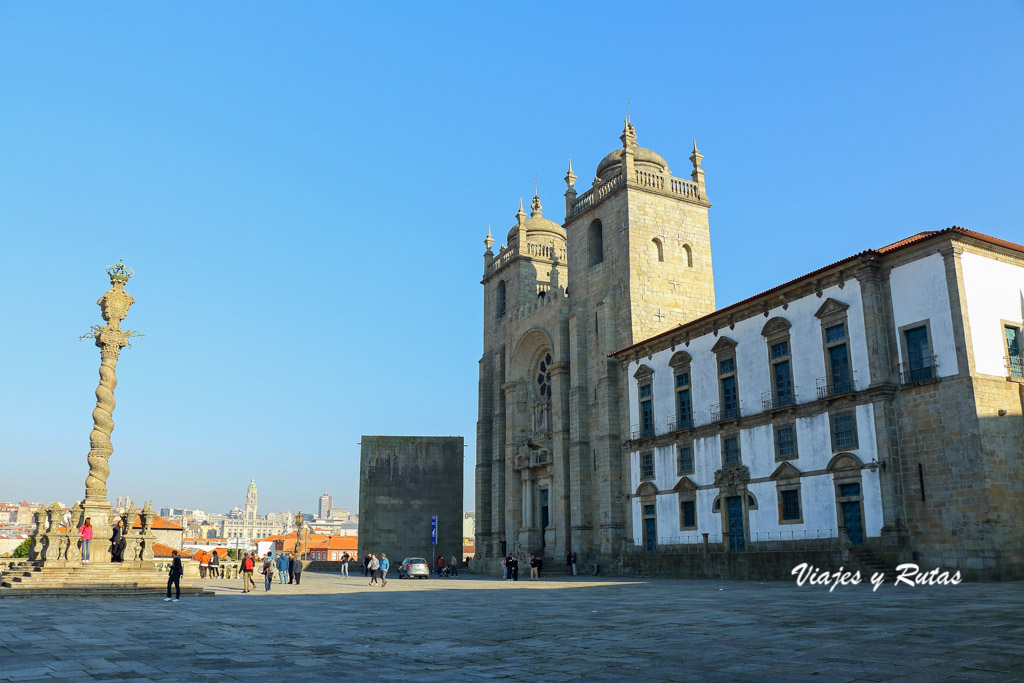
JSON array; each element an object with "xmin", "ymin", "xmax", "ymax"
[{"xmin": 399, "ymin": 557, "xmax": 430, "ymax": 579}]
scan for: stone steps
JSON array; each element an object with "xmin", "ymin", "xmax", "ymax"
[{"xmin": 0, "ymin": 561, "xmax": 210, "ymax": 598}]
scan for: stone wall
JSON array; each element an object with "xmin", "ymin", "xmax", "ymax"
[
  {"xmin": 359, "ymin": 436, "xmax": 463, "ymax": 565},
  {"xmin": 618, "ymin": 549, "xmax": 845, "ymax": 581}
]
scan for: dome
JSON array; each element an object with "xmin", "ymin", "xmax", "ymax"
[
  {"xmin": 595, "ymin": 141, "xmax": 669, "ymax": 179},
  {"xmin": 507, "ymin": 195, "xmax": 566, "ymax": 245}
]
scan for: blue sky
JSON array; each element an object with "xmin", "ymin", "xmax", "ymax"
[{"xmin": 2, "ymin": 2, "xmax": 1022, "ymax": 516}]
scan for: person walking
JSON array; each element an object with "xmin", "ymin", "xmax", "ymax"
[
  {"xmin": 276, "ymin": 551, "xmax": 289, "ymax": 584},
  {"xmin": 363, "ymin": 554, "xmax": 370, "ymax": 577},
  {"xmin": 262, "ymin": 553, "xmax": 274, "ymax": 592},
  {"xmin": 379, "ymin": 553, "xmax": 389, "ymax": 587},
  {"xmin": 340, "ymin": 552, "xmax": 350, "ymax": 578},
  {"xmin": 530, "ymin": 554, "xmax": 539, "ymax": 581},
  {"xmin": 79, "ymin": 517, "xmax": 93, "ymax": 563},
  {"xmin": 292, "ymin": 553, "xmax": 303, "ymax": 585},
  {"xmin": 209, "ymin": 550, "xmax": 220, "ymax": 579},
  {"xmin": 368, "ymin": 553, "xmax": 380, "ymax": 586},
  {"xmin": 241, "ymin": 552, "xmax": 255, "ymax": 592},
  {"xmin": 164, "ymin": 550, "xmax": 183, "ymax": 602}
]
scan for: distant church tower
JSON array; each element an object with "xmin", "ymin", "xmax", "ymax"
[
  {"xmin": 475, "ymin": 117, "xmax": 715, "ymax": 566},
  {"xmin": 245, "ymin": 478, "xmax": 258, "ymax": 524}
]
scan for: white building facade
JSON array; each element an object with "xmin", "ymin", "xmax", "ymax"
[{"xmin": 615, "ymin": 228, "xmax": 1023, "ymax": 579}]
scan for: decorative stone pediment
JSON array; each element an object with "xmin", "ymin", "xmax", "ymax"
[
  {"xmin": 761, "ymin": 317, "xmax": 791, "ymax": 337},
  {"xmin": 635, "ymin": 481, "xmax": 658, "ymax": 498},
  {"xmin": 770, "ymin": 462, "xmax": 802, "ymax": 480},
  {"xmin": 633, "ymin": 364, "xmax": 654, "ymax": 380},
  {"xmin": 710, "ymin": 336, "xmax": 737, "ymax": 354},
  {"xmin": 814, "ymin": 297, "xmax": 849, "ymax": 320},
  {"xmin": 669, "ymin": 351, "xmax": 692, "ymax": 367},
  {"xmin": 713, "ymin": 464, "xmax": 750, "ymax": 489},
  {"xmin": 827, "ymin": 452, "xmax": 863, "ymax": 472},
  {"xmin": 672, "ymin": 476, "xmax": 698, "ymax": 493}
]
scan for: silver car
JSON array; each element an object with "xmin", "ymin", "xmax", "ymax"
[{"xmin": 399, "ymin": 557, "xmax": 430, "ymax": 579}]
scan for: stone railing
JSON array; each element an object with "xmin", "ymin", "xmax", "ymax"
[
  {"xmin": 28, "ymin": 500, "xmax": 158, "ymax": 569},
  {"xmin": 485, "ymin": 245, "xmax": 518, "ymax": 276},
  {"xmin": 568, "ymin": 169, "xmax": 701, "ymax": 220}
]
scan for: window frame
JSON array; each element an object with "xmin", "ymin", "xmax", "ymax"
[
  {"xmin": 816, "ymin": 299, "xmax": 853, "ymax": 396},
  {"xmin": 634, "ymin": 364, "xmax": 655, "ymax": 438},
  {"xmin": 676, "ymin": 442, "xmax": 694, "ymax": 476},
  {"xmin": 773, "ymin": 423, "xmax": 798, "ymax": 460},
  {"xmin": 778, "ymin": 486, "xmax": 802, "ymax": 524},
  {"xmin": 588, "ymin": 219, "xmax": 604, "ymax": 266},
  {"xmin": 640, "ymin": 449, "xmax": 655, "ymax": 481},
  {"xmin": 898, "ymin": 319, "xmax": 936, "ymax": 384},
  {"xmin": 1001, "ymin": 320, "xmax": 1023, "ymax": 380},
  {"xmin": 669, "ymin": 351, "xmax": 693, "ymax": 430},
  {"xmin": 829, "ymin": 410, "xmax": 859, "ymax": 452},
  {"xmin": 721, "ymin": 433, "xmax": 741, "ymax": 466},
  {"xmin": 679, "ymin": 499, "xmax": 697, "ymax": 531},
  {"xmin": 712, "ymin": 337, "xmax": 739, "ymax": 421}
]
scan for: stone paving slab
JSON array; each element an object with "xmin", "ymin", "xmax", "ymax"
[{"xmin": 0, "ymin": 572, "xmax": 1021, "ymax": 681}]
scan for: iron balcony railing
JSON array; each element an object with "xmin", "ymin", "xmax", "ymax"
[
  {"xmin": 630, "ymin": 422, "xmax": 656, "ymax": 440},
  {"xmin": 710, "ymin": 403, "xmax": 740, "ymax": 423},
  {"xmin": 816, "ymin": 377, "xmax": 854, "ymax": 399},
  {"xmin": 666, "ymin": 414, "xmax": 693, "ymax": 432},
  {"xmin": 761, "ymin": 390, "xmax": 796, "ymax": 412},
  {"xmin": 900, "ymin": 355, "xmax": 939, "ymax": 386},
  {"xmin": 1006, "ymin": 354, "xmax": 1023, "ymax": 379}
]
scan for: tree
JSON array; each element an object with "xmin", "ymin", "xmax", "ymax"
[{"xmin": 11, "ymin": 538, "xmax": 31, "ymax": 558}]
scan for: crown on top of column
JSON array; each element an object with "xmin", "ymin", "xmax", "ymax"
[
  {"xmin": 484, "ymin": 224, "xmax": 494, "ymax": 253},
  {"xmin": 564, "ymin": 159, "xmax": 576, "ymax": 191},
  {"xmin": 516, "ymin": 198, "xmax": 527, "ymax": 225}
]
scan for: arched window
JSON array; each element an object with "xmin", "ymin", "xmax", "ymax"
[
  {"xmin": 496, "ymin": 280, "xmax": 506, "ymax": 318},
  {"xmin": 683, "ymin": 244, "xmax": 693, "ymax": 267},
  {"xmin": 652, "ymin": 238, "xmax": 664, "ymax": 262},
  {"xmin": 588, "ymin": 219, "xmax": 604, "ymax": 266},
  {"xmin": 536, "ymin": 351, "xmax": 553, "ymax": 399}
]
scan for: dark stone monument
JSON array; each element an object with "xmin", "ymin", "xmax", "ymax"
[{"xmin": 358, "ymin": 436, "xmax": 463, "ymax": 567}]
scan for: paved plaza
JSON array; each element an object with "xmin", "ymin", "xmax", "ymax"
[{"xmin": 0, "ymin": 571, "xmax": 1021, "ymax": 681}]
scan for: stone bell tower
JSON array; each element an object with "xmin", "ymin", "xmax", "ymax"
[
  {"xmin": 245, "ymin": 479, "xmax": 258, "ymax": 524},
  {"xmin": 561, "ymin": 117, "xmax": 716, "ymax": 559}
]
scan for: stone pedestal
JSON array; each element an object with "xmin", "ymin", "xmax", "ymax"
[{"xmin": 81, "ymin": 501, "xmax": 113, "ymax": 562}]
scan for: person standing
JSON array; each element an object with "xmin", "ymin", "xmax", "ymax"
[
  {"xmin": 368, "ymin": 553, "xmax": 380, "ymax": 586},
  {"xmin": 340, "ymin": 552, "xmax": 350, "ymax": 578},
  {"xmin": 570, "ymin": 551, "xmax": 577, "ymax": 576},
  {"xmin": 502, "ymin": 555, "xmax": 508, "ymax": 580},
  {"xmin": 449, "ymin": 554, "xmax": 459, "ymax": 577},
  {"xmin": 380, "ymin": 553, "xmax": 389, "ymax": 587},
  {"xmin": 262, "ymin": 553, "xmax": 274, "ymax": 592},
  {"xmin": 292, "ymin": 553, "xmax": 303, "ymax": 585},
  {"xmin": 510, "ymin": 554, "xmax": 519, "ymax": 581},
  {"xmin": 110, "ymin": 519, "xmax": 125, "ymax": 562},
  {"xmin": 164, "ymin": 550, "xmax": 183, "ymax": 602},
  {"xmin": 79, "ymin": 518, "xmax": 93, "ymax": 563},
  {"xmin": 199, "ymin": 551, "xmax": 209, "ymax": 579},
  {"xmin": 288, "ymin": 552, "xmax": 296, "ymax": 584},
  {"xmin": 565, "ymin": 551, "xmax": 572, "ymax": 575},
  {"xmin": 363, "ymin": 554, "xmax": 370, "ymax": 577},
  {"xmin": 276, "ymin": 551, "xmax": 289, "ymax": 584},
  {"xmin": 241, "ymin": 552, "xmax": 255, "ymax": 593},
  {"xmin": 530, "ymin": 554, "xmax": 539, "ymax": 581},
  {"xmin": 209, "ymin": 550, "xmax": 220, "ymax": 579},
  {"xmin": 537, "ymin": 555, "xmax": 543, "ymax": 579}
]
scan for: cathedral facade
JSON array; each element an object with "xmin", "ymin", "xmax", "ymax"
[
  {"xmin": 475, "ymin": 119, "xmax": 715, "ymax": 566},
  {"xmin": 475, "ymin": 121, "xmax": 1023, "ymax": 579}
]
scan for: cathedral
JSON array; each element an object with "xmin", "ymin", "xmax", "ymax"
[
  {"xmin": 475, "ymin": 118, "xmax": 716, "ymax": 567},
  {"xmin": 475, "ymin": 119, "xmax": 1023, "ymax": 580}
]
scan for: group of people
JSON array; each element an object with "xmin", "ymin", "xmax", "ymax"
[
  {"xmin": 361, "ymin": 553, "xmax": 389, "ymax": 586},
  {"xmin": 241, "ymin": 551, "xmax": 305, "ymax": 592},
  {"xmin": 435, "ymin": 554, "xmax": 459, "ymax": 577},
  {"xmin": 194, "ymin": 549, "xmax": 222, "ymax": 578},
  {"xmin": 501, "ymin": 554, "xmax": 520, "ymax": 581}
]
